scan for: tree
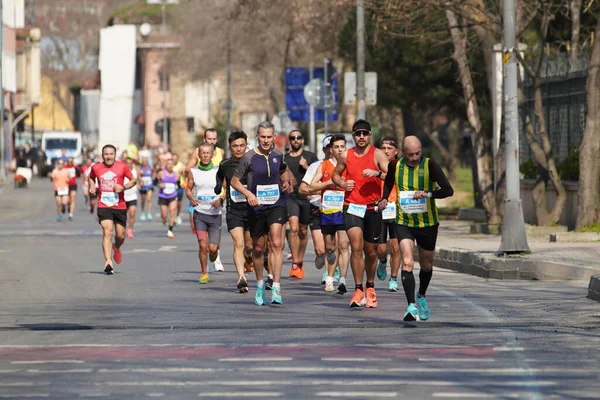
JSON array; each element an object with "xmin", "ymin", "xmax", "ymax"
[{"xmin": 576, "ymin": 16, "xmax": 600, "ymax": 229}]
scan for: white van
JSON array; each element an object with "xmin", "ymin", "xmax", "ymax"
[{"xmin": 41, "ymin": 131, "xmax": 83, "ymax": 174}]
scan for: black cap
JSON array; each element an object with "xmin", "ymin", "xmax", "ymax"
[{"xmin": 352, "ymin": 119, "xmax": 371, "ymax": 133}]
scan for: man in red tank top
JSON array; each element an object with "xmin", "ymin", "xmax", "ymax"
[{"xmin": 332, "ymin": 119, "xmax": 389, "ymax": 309}]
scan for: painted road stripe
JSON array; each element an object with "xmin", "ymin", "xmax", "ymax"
[
  {"xmin": 433, "ymin": 393, "xmax": 521, "ymax": 398},
  {"xmin": 26, "ymin": 368, "xmax": 93, "ymax": 374},
  {"xmin": 218, "ymin": 358, "xmax": 293, "ymax": 362},
  {"xmin": 146, "ymin": 394, "xmax": 165, "ymax": 398},
  {"xmin": 11, "ymin": 360, "xmax": 84, "ymax": 364},
  {"xmin": 79, "ymin": 395, "xmax": 110, "ymax": 398},
  {"xmin": 418, "ymin": 358, "xmax": 495, "ymax": 362},
  {"xmin": 0, "ymin": 369, "xmax": 20, "ymax": 373},
  {"xmin": 198, "ymin": 393, "xmax": 282, "ymax": 398},
  {"xmin": 0, "ymin": 395, "xmax": 49, "ymax": 398},
  {"xmin": 98, "ymin": 368, "xmax": 224, "ymax": 373},
  {"xmin": 317, "ymin": 393, "xmax": 397, "ymax": 398},
  {"xmin": 321, "ymin": 358, "xmax": 392, "ymax": 362},
  {"xmin": 493, "ymin": 347, "xmax": 525, "ymax": 352}
]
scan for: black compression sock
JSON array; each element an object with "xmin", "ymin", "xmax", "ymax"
[
  {"xmin": 390, "ymin": 275, "xmax": 397, "ymax": 281},
  {"xmin": 355, "ymin": 284, "xmax": 364, "ymax": 291},
  {"xmin": 366, "ymin": 281, "xmax": 375, "ymax": 289},
  {"xmin": 169, "ymin": 225, "xmax": 174, "ymax": 231},
  {"xmin": 401, "ymin": 270, "xmax": 416, "ymax": 304},
  {"xmin": 419, "ymin": 269, "xmax": 433, "ymax": 296}
]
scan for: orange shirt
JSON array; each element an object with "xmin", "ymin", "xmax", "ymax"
[
  {"xmin": 52, "ymin": 168, "xmax": 70, "ymax": 191},
  {"xmin": 344, "ymin": 146, "xmax": 381, "ymax": 206}
]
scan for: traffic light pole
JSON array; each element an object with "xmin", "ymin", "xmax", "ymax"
[{"xmin": 323, "ymin": 58, "xmax": 329, "ymax": 135}]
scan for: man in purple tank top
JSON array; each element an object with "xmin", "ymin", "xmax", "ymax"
[{"xmin": 157, "ymin": 157, "xmax": 179, "ymax": 238}]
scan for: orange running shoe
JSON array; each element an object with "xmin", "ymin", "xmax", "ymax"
[
  {"xmin": 349, "ymin": 288, "xmax": 366, "ymax": 308},
  {"xmin": 244, "ymin": 257, "xmax": 254, "ymax": 273},
  {"xmin": 365, "ymin": 287, "xmax": 378, "ymax": 308},
  {"xmin": 296, "ymin": 266, "xmax": 304, "ymax": 279},
  {"xmin": 113, "ymin": 244, "xmax": 123, "ymax": 264},
  {"xmin": 289, "ymin": 263, "xmax": 300, "ymax": 278},
  {"xmin": 126, "ymin": 228, "xmax": 134, "ymax": 238}
]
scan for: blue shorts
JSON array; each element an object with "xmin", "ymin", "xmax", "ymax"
[
  {"xmin": 188, "ymin": 204, "xmax": 195, "ymax": 214},
  {"xmin": 177, "ymin": 187, "xmax": 184, "ymax": 201}
]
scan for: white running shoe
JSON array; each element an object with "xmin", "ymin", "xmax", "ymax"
[
  {"xmin": 325, "ymin": 281, "xmax": 335, "ymax": 292},
  {"xmin": 214, "ymin": 256, "xmax": 224, "ymax": 272},
  {"xmin": 175, "ymin": 215, "xmax": 182, "ymax": 225}
]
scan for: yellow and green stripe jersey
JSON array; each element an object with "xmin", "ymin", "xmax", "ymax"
[{"xmin": 395, "ymin": 157, "xmax": 439, "ymax": 228}]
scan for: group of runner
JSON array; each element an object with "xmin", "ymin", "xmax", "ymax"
[{"xmin": 87, "ymin": 118, "xmax": 454, "ymax": 321}]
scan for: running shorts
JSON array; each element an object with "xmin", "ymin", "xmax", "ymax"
[
  {"xmin": 177, "ymin": 187, "xmax": 184, "ymax": 201},
  {"xmin": 226, "ymin": 212, "xmax": 250, "ymax": 232},
  {"xmin": 97, "ymin": 208, "xmax": 127, "ymax": 227},
  {"xmin": 126, "ymin": 200, "xmax": 137, "ymax": 208},
  {"xmin": 321, "ymin": 224, "xmax": 345, "ymax": 236},
  {"xmin": 286, "ymin": 196, "xmax": 311, "ymax": 225},
  {"xmin": 344, "ymin": 206, "xmax": 382, "ymax": 244},
  {"xmin": 248, "ymin": 206, "xmax": 287, "ymax": 239},
  {"xmin": 193, "ymin": 211, "xmax": 222, "ymax": 245},
  {"xmin": 309, "ymin": 205, "xmax": 321, "ymax": 231},
  {"xmin": 69, "ymin": 184, "xmax": 77, "ymax": 192},
  {"xmin": 380, "ymin": 219, "xmax": 397, "ymax": 243},
  {"xmin": 158, "ymin": 197, "xmax": 177, "ymax": 206},
  {"xmin": 395, "ymin": 224, "xmax": 439, "ymax": 251}
]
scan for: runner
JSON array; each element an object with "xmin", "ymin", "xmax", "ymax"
[
  {"xmin": 230, "ymin": 121, "xmax": 294, "ymax": 305},
  {"xmin": 380, "ymin": 135, "xmax": 453, "ymax": 321},
  {"xmin": 50, "ymin": 159, "xmax": 70, "ymax": 222},
  {"xmin": 377, "ymin": 137, "xmax": 402, "ymax": 292},
  {"xmin": 215, "ymin": 131, "xmax": 255, "ymax": 292},
  {"xmin": 156, "ymin": 157, "xmax": 179, "ymax": 238},
  {"xmin": 332, "ymin": 119, "xmax": 389, "ymax": 308},
  {"xmin": 85, "ymin": 159, "xmax": 98, "ymax": 214},
  {"xmin": 124, "ymin": 157, "xmax": 140, "ymax": 238},
  {"xmin": 186, "ymin": 142, "xmax": 224, "ymax": 284},
  {"xmin": 284, "ymin": 130, "xmax": 318, "ymax": 279},
  {"xmin": 139, "ymin": 157, "xmax": 154, "ymax": 221},
  {"xmin": 173, "ymin": 153, "xmax": 185, "ymax": 226},
  {"xmin": 88, "ymin": 144, "xmax": 137, "ymax": 274},
  {"xmin": 80, "ymin": 157, "xmax": 93, "ymax": 208},
  {"xmin": 65, "ymin": 157, "xmax": 78, "ymax": 221},
  {"xmin": 309, "ymin": 134, "xmax": 350, "ymax": 294}
]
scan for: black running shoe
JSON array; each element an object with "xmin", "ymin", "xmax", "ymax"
[
  {"xmin": 265, "ymin": 277, "xmax": 273, "ymax": 290},
  {"xmin": 104, "ymin": 264, "xmax": 114, "ymax": 275},
  {"xmin": 337, "ymin": 283, "xmax": 347, "ymax": 295},
  {"xmin": 61, "ymin": 205, "xmax": 66, "ymax": 214},
  {"xmin": 237, "ymin": 276, "xmax": 248, "ymax": 293}
]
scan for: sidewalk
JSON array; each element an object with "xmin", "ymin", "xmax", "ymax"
[
  {"xmin": 436, "ymin": 220, "xmax": 600, "ymax": 281},
  {"xmin": 0, "ymin": 174, "xmax": 50, "ymax": 222}
]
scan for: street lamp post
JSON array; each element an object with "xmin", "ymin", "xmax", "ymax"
[{"xmin": 0, "ymin": 0, "xmax": 5, "ymax": 181}]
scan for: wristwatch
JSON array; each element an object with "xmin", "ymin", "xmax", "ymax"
[{"xmin": 377, "ymin": 170, "xmax": 382, "ymax": 178}]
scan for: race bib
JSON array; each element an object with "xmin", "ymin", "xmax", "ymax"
[
  {"xmin": 230, "ymin": 185, "xmax": 247, "ymax": 203},
  {"xmin": 68, "ymin": 169, "xmax": 76, "ymax": 179},
  {"xmin": 382, "ymin": 202, "xmax": 396, "ymax": 220},
  {"xmin": 197, "ymin": 194, "xmax": 218, "ymax": 205},
  {"xmin": 57, "ymin": 187, "xmax": 69, "ymax": 196},
  {"xmin": 142, "ymin": 176, "xmax": 153, "ymax": 187},
  {"xmin": 322, "ymin": 190, "xmax": 344, "ymax": 213},
  {"xmin": 163, "ymin": 182, "xmax": 176, "ymax": 195},
  {"xmin": 347, "ymin": 203, "xmax": 367, "ymax": 218},
  {"xmin": 256, "ymin": 184, "xmax": 280, "ymax": 205},
  {"xmin": 399, "ymin": 191, "xmax": 428, "ymax": 214},
  {"xmin": 101, "ymin": 191, "xmax": 119, "ymax": 207}
]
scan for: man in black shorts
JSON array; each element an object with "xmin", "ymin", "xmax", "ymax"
[
  {"xmin": 89, "ymin": 145, "xmax": 137, "ymax": 274},
  {"xmin": 380, "ymin": 136, "xmax": 454, "ymax": 321},
  {"xmin": 284, "ymin": 130, "xmax": 318, "ymax": 279}
]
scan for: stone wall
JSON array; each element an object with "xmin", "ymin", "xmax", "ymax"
[{"xmin": 521, "ymin": 179, "xmax": 579, "ymax": 229}]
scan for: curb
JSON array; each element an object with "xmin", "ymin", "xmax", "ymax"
[
  {"xmin": 434, "ymin": 247, "xmax": 600, "ymax": 281},
  {"xmin": 588, "ymin": 275, "xmax": 600, "ymax": 302}
]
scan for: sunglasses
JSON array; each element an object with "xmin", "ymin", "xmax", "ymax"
[
  {"xmin": 353, "ymin": 130, "xmax": 371, "ymax": 137},
  {"xmin": 289, "ymin": 136, "xmax": 303, "ymax": 141}
]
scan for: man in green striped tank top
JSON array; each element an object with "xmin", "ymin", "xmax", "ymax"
[{"xmin": 380, "ymin": 136, "xmax": 454, "ymax": 322}]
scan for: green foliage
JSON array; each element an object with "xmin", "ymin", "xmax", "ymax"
[
  {"xmin": 558, "ymin": 148, "xmax": 579, "ymax": 181},
  {"xmin": 520, "ymin": 159, "xmax": 537, "ymax": 179},
  {"xmin": 580, "ymin": 224, "xmax": 600, "ymax": 233}
]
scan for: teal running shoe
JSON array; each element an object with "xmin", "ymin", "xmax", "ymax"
[
  {"xmin": 333, "ymin": 266, "xmax": 340, "ymax": 283},
  {"xmin": 271, "ymin": 288, "xmax": 282, "ymax": 304},
  {"xmin": 403, "ymin": 303, "xmax": 419, "ymax": 321},
  {"xmin": 377, "ymin": 260, "xmax": 387, "ymax": 280},
  {"xmin": 416, "ymin": 292, "xmax": 430, "ymax": 321},
  {"xmin": 388, "ymin": 279, "xmax": 399, "ymax": 292},
  {"xmin": 255, "ymin": 285, "xmax": 267, "ymax": 306},
  {"xmin": 321, "ymin": 270, "xmax": 327, "ymax": 285},
  {"xmin": 147, "ymin": 213, "xmax": 153, "ymax": 221},
  {"xmin": 140, "ymin": 213, "xmax": 146, "ymax": 221},
  {"xmin": 56, "ymin": 215, "xmax": 62, "ymax": 222}
]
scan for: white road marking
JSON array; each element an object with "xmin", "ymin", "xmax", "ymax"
[
  {"xmin": 432, "ymin": 393, "xmax": 521, "ymax": 398},
  {"xmin": 317, "ymin": 392, "xmax": 397, "ymax": 398},
  {"xmin": 26, "ymin": 368, "xmax": 93, "ymax": 374},
  {"xmin": 11, "ymin": 360, "xmax": 84, "ymax": 364},
  {"xmin": 321, "ymin": 358, "xmax": 392, "ymax": 362},
  {"xmin": 493, "ymin": 346, "xmax": 525, "ymax": 352},
  {"xmin": 0, "ymin": 395, "xmax": 49, "ymax": 398},
  {"xmin": 146, "ymin": 394, "xmax": 165, "ymax": 398},
  {"xmin": 99, "ymin": 381, "xmax": 294, "ymax": 387},
  {"xmin": 218, "ymin": 357, "xmax": 293, "ymax": 362},
  {"xmin": 198, "ymin": 393, "xmax": 282, "ymax": 398},
  {"xmin": 79, "ymin": 394, "xmax": 110, "ymax": 398},
  {"xmin": 418, "ymin": 358, "xmax": 495, "ymax": 362},
  {"xmin": 98, "ymin": 368, "xmax": 223, "ymax": 373},
  {"xmin": 0, "ymin": 369, "xmax": 20, "ymax": 373},
  {"xmin": 0, "ymin": 249, "xmax": 9, "ymax": 253},
  {"xmin": 0, "ymin": 382, "xmax": 50, "ymax": 387}
]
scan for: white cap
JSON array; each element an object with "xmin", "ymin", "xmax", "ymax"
[{"xmin": 322, "ymin": 135, "xmax": 332, "ymax": 149}]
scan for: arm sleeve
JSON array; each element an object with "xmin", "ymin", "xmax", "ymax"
[
  {"xmin": 382, "ymin": 160, "xmax": 397, "ymax": 201},
  {"xmin": 428, "ymin": 159, "xmax": 454, "ymax": 199},
  {"xmin": 234, "ymin": 153, "xmax": 252, "ymax": 179}
]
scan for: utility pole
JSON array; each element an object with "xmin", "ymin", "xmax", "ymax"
[
  {"xmin": 161, "ymin": 0, "xmax": 168, "ymax": 147},
  {"xmin": 323, "ymin": 58, "xmax": 329, "ymax": 135},
  {"xmin": 225, "ymin": 42, "xmax": 232, "ymax": 138},
  {"xmin": 499, "ymin": 0, "xmax": 530, "ymax": 253},
  {"xmin": 356, "ymin": 0, "xmax": 366, "ymax": 120},
  {"xmin": 0, "ymin": 0, "xmax": 5, "ymax": 181},
  {"xmin": 309, "ymin": 63, "xmax": 315, "ymax": 153}
]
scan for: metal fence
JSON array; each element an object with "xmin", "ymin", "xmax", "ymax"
[{"xmin": 519, "ymin": 53, "xmax": 589, "ymax": 162}]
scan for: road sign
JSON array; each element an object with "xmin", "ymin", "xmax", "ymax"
[
  {"xmin": 285, "ymin": 67, "xmax": 338, "ymax": 123},
  {"xmin": 303, "ymin": 78, "xmax": 335, "ymax": 108},
  {"xmin": 344, "ymin": 72, "xmax": 377, "ymax": 105}
]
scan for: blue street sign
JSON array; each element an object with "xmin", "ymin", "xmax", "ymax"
[{"xmin": 285, "ymin": 67, "xmax": 338, "ymax": 123}]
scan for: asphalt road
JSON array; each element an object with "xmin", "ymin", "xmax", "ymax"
[{"xmin": 0, "ymin": 181, "xmax": 599, "ymax": 399}]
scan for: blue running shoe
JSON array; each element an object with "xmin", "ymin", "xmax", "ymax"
[
  {"xmin": 333, "ymin": 266, "xmax": 340, "ymax": 283},
  {"xmin": 56, "ymin": 215, "xmax": 62, "ymax": 222},
  {"xmin": 388, "ymin": 279, "xmax": 399, "ymax": 292},
  {"xmin": 255, "ymin": 285, "xmax": 267, "ymax": 306},
  {"xmin": 377, "ymin": 260, "xmax": 387, "ymax": 281},
  {"xmin": 416, "ymin": 292, "xmax": 430, "ymax": 321},
  {"xmin": 271, "ymin": 288, "xmax": 282, "ymax": 304},
  {"xmin": 140, "ymin": 213, "xmax": 146, "ymax": 221},
  {"xmin": 403, "ymin": 303, "xmax": 419, "ymax": 321}
]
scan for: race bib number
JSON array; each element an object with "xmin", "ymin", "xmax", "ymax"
[
  {"xmin": 322, "ymin": 190, "xmax": 344, "ymax": 213},
  {"xmin": 382, "ymin": 202, "xmax": 396, "ymax": 220},
  {"xmin": 101, "ymin": 192, "xmax": 119, "ymax": 207},
  {"xmin": 347, "ymin": 203, "xmax": 367, "ymax": 218},
  {"xmin": 197, "ymin": 194, "xmax": 218, "ymax": 205},
  {"xmin": 256, "ymin": 184, "xmax": 280, "ymax": 205},
  {"xmin": 142, "ymin": 176, "xmax": 153, "ymax": 187},
  {"xmin": 399, "ymin": 191, "xmax": 428, "ymax": 214},
  {"xmin": 163, "ymin": 182, "xmax": 176, "ymax": 195},
  {"xmin": 57, "ymin": 187, "xmax": 69, "ymax": 196},
  {"xmin": 230, "ymin": 185, "xmax": 247, "ymax": 203}
]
